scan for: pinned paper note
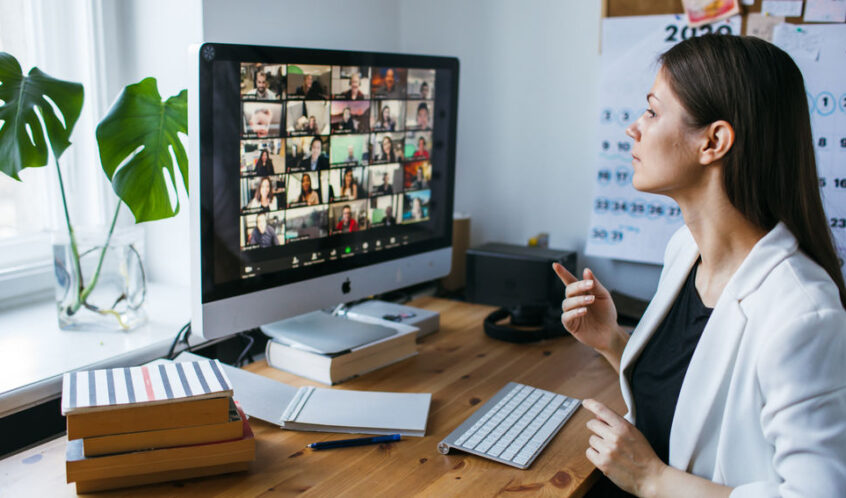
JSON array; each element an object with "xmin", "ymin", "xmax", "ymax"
[
  {"xmin": 682, "ymin": 0, "xmax": 741, "ymax": 26},
  {"xmin": 762, "ymin": 0, "xmax": 805, "ymax": 16},
  {"xmin": 746, "ymin": 13, "xmax": 785, "ymax": 42},
  {"xmin": 773, "ymin": 23, "xmax": 822, "ymax": 60},
  {"xmin": 803, "ymin": 0, "xmax": 846, "ymax": 22}
]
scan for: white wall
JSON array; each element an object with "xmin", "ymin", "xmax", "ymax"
[
  {"xmin": 193, "ymin": 0, "xmax": 662, "ymax": 299},
  {"xmin": 103, "ymin": 0, "xmax": 202, "ymax": 287}
]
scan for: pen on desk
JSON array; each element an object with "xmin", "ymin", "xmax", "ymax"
[{"xmin": 306, "ymin": 434, "xmax": 401, "ymax": 450}]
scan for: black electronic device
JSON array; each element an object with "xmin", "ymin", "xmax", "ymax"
[{"xmin": 466, "ymin": 243, "xmax": 577, "ymax": 343}]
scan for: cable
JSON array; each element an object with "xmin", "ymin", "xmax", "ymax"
[
  {"xmin": 167, "ymin": 322, "xmax": 192, "ymax": 360},
  {"xmin": 233, "ymin": 331, "xmax": 255, "ymax": 367}
]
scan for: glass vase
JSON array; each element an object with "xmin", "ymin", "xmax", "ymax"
[{"xmin": 52, "ymin": 225, "xmax": 147, "ymax": 331}]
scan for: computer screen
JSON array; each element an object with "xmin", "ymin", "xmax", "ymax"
[{"xmin": 189, "ymin": 43, "xmax": 459, "ymax": 339}]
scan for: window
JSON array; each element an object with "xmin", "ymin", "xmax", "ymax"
[{"xmin": 0, "ymin": 0, "xmax": 112, "ymax": 303}]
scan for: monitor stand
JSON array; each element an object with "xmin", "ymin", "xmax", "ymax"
[{"xmin": 259, "ymin": 306, "xmax": 396, "ymax": 355}]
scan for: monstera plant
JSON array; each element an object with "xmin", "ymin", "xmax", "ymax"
[{"xmin": 0, "ymin": 52, "xmax": 187, "ymax": 329}]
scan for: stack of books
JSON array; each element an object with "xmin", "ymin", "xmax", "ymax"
[
  {"xmin": 266, "ymin": 316, "xmax": 419, "ymax": 385},
  {"xmin": 61, "ymin": 359, "xmax": 255, "ymax": 493}
]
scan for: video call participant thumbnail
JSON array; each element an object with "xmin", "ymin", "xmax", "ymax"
[
  {"xmin": 401, "ymin": 189, "xmax": 431, "ymax": 223},
  {"xmin": 329, "ymin": 134, "xmax": 368, "ymax": 166},
  {"xmin": 371, "ymin": 67, "xmax": 407, "ymax": 99},
  {"xmin": 241, "ymin": 63, "xmax": 285, "ymax": 100},
  {"xmin": 329, "ymin": 200, "xmax": 368, "ymax": 234},
  {"xmin": 288, "ymin": 64, "xmax": 331, "ymax": 99},
  {"xmin": 287, "ymin": 136, "xmax": 330, "ymax": 172},
  {"xmin": 241, "ymin": 175, "xmax": 284, "ymax": 212},
  {"xmin": 241, "ymin": 139, "xmax": 285, "ymax": 176},
  {"xmin": 405, "ymin": 100, "xmax": 432, "ymax": 131},
  {"xmin": 284, "ymin": 205, "xmax": 329, "ymax": 242},
  {"xmin": 286, "ymin": 101, "xmax": 330, "ymax": 136},
  {"xmin": 242, "ymin": 102, "xmax": 284, "ymax": 139},
  {"xmin": 404, "ymin": 131, "xmax": 431, "ymax": 159},
  {"xmin": 371, "ymin": 133, "xmax": 405, "ymax": 164},
  {"xmin": 330, "ymin": 101, "xmax": 371, "ymax": 134},
  {"xmin": 242, "ymin": 211, "xmax": 284, "ymax": 249},
  {"xmin": 367, "ymin": 163, "xmax": 402, "ymax": 195},
  {"xmin": 368, "ymin": 194, "xmax": 399, "ymax": 227},
  {"xmin": 286, "ymin": 172, "xmax": 322, "ymax": 207},
  {"xmin": 332, "ymin": 67, "xmax": 369, "ymax": 100},
  {"xmin": 407, "ymin": 69, "xmax": 435, "ymax": 99},
  {"xmin": 404, "ymin": 161, "xmax": 431, "ymax": 190},
  {"xmin": 326, "ymin": 166, "xmax": 365, "ymax": 202},
  {"xmin": 371, "ymin": 100, "xmax": 406, "ymax": 132}
]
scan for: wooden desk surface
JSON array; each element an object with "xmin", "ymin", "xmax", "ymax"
[{"xmin": 0, "ymin": 297, "xmax": 624, "ymax": 497}]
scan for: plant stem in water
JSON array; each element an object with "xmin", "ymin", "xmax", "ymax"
[
  {"xmin": 79, "ymin": 202, "xmax": 121, "ymax": 305},
  {"xmin": 54, "ymin": 157, "xmax": 84, "ymax": 315}
]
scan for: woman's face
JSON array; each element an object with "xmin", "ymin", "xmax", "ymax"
[
  {"xmin": 260, "ymin": 150, "xmax": 268, "ymax": 162},
  {"xmin": 382, "ymin": 107, "xmax": 391, "ymax": 121},
  {"xmin": 260, "ymin": 178, "xmax": 271, "ymax": 199},
  {"xmin": 342, "ymin": 207, "xmax": 351, "ymax": 221},
  {"xmin": 625, "ymin": 69, "xmax": 703, "ymax": 195},
  {"xmin": 302, "ymin": 174, "xmax": 311, "ymax": 191},
  {"xmin": 417, "ymin": 108, "xmax": 429, "ymax": 128},
  {"xmin": 418, "ymin": 137, "xmax": 425, "ymax": 149},
  {"xmin": 345, "ymin": 170, "xmax": 353, "ymax": 185},
  {"xmin": 382, "ymin": 138, "xmax": 391, "ymax": 154}
]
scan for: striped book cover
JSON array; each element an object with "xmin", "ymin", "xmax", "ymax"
[{"xmin": 61, "ymin": 360, "xmax": 233, "ymax": 415}]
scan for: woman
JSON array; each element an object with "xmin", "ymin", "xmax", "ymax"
[
  {"xmin": 246, "ymin": 176, "xmax": 276, "ymax": 211},
  {"xmin": 410, "ymin": 197, "xmax": 423, "ymax": 221},
  {"xmin": 340, "ymin": 167, "xmax": 358, "ymax": 200},
  {"xmin": 254, "ymin": 149, "xmax": 274, "ymax": 177},
  {"xmin": 377, "ymin": 105, "xmax": 395, "ymax": 131},
  {"xmin": 554, "ymin": 35, "xmax": 846, "ymax": 497},
  {"xmin": 297, "ymin": 173, "xmax": 319, "ymax": 206},
  {"xmin": 377, "ymin": 136, "xmax": 396, "ymax": 163}
]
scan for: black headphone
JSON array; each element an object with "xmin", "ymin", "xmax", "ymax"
[{"xmin": 483, "ymin": 305, "xmax": 568, "ymax": 343}]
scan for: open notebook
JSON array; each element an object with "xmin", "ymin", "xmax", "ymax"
[{"xmin": 175, "ymin": 353, "xmax": 430, "ymax": 437}]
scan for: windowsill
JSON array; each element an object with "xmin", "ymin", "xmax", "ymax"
[{"xmin": 0, "ymin": 282, "xmax": 194, "ymax": 418}]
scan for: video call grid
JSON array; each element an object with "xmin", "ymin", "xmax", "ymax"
[{"xmin": 238, "ymin": 64, "xmax": 437, "ymax": 252}]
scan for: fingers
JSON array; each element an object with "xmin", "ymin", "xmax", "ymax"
[
  {"xmin": 565, "ymin": 279, "xmax": 595, "ymax": 298},
  {"xmin": 581, "ymin": 399, "xmax": 624, "ymax": 429},
  {"xmin": 561, "ymin": 308, "xmax": 587, "ymax": 329},
  {"xmin": 586, "ymin": 418, "xmax": 615, "ymax": 440},
  {"xmin": 561, "ymin": 294, "xmax": 595, "ymax": 312},
  {"xmin": 552, "ymin": 262, "xmax": 578, "ymax": 285},
  {"xmin": 583, "ymin": 268, "xmax": 608, "ymax": 293}
]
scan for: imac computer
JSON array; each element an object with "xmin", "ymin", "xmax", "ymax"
[{"xmin": 188, "ymin": 43, "xmax": 459, "ymax": 341}]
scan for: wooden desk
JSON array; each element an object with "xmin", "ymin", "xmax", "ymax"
[{"xmin": 0, "ymin": 297, "xmax": 624, "ymax": 496}]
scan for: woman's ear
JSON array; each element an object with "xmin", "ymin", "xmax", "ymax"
[{"xmin": 699, "ymin": 120, "xmax": 734, "ymax": 165}]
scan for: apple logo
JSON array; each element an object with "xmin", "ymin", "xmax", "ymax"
[{"xmin": 342, "ymin": 278, "xmax": 351, "ymax": 294}]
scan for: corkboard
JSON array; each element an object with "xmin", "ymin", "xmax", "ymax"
[{"xmin": 603, "ymin": 0, "xmax": 808, "ymax": 33}]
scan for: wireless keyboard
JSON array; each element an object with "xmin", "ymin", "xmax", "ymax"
[{"xmin": 437, "ymin": 382, "xmax": 581, "ymax": 469}]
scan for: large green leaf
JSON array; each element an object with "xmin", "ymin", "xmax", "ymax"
[
  {"xmin": 96, "ymin": 77, "xmax": 187, "ymax": 223},
  {"xmin": 0, "ymin": 52, "xmax": 84, "ymax": 180}
]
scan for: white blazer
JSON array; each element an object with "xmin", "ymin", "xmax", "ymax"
[{"xmin": 619, "ymin": 223, "xmax": 846, "ymax": 497}]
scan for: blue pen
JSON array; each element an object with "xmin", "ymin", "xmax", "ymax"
[{"xmin": 306, "ymin": 434, "xmax": 401, "ymax": 450}]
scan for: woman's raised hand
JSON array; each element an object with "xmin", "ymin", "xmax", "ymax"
[{"xmin": 553, "ymin": 264, "xmax": 620, "ymax": 355}]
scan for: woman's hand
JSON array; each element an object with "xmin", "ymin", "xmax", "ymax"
[
  {"xmin": 553, "ymin": 264, "xmax": 626, "ymax": 367},
  {"xmin": 582, "ymin": 399, "xmax": 666, "ymax": 497}
]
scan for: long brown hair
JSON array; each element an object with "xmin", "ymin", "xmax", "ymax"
[{"xmin": 660, "ymin": 35, "xmax": 846, "ymax": 308}]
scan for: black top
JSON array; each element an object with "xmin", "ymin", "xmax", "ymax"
[
  {"xmin": 587, "ymin": 261, "xmax": 712, "ymax": 498},
  {"xmin": 630, "ymin": 259, "xmax": 712, "ymax": 464}
]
